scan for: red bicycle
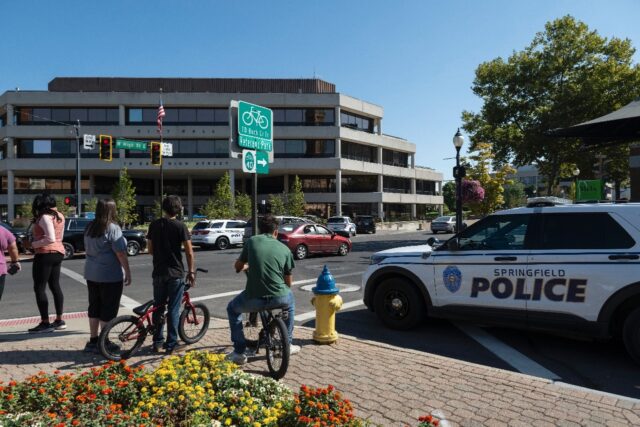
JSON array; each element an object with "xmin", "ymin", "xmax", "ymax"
[{"xmin": 98, "ymin": 268, "xmax": 210, "ymax": 361}]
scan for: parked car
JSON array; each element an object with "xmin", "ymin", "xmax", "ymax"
[
  {"xmin": 0, "ymin": 222, "xmax": 28, "ymax": 253},
  {"xmin": 277, "ymin": 223, "xmax": 351, "ymax": 260},
  {"xmin": 243, "ymin": 215, "xmax": 312, "ymax": 243},
  {"xmin": 191, "ymin": 219, "xmax": 246, "ymax": 250},
  {"xmin": 326, "ymin": 216, "xmax": 357, "ymax": 237},
  {"xmin": 430, "ymin": 216, "xmax": 466, "ymax": 234},
  {"xmin": 355, "ymin": 215, "xmax": 376, "ymax": 234},
  {"xmin": 59, "ymin": 218, "xmax": 147, "ymax": 260}
]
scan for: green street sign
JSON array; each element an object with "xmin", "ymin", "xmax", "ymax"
[
  {"xmin": 115, "ymin": 139, "xmax": 148, "ymax": 151},
  {"xmin": 242, "ymin": 149, "xmax": 256, "ymax": 173},
  {"xmin": 577, "ymin": 179, "xmax": 603, "ymax": 200},
  {"xmin": 238, "ymin": 101, "xmax": 273, "ymax": 152},
  {"xmin": 256, "ymin": 151, "xmax": 269, "ymax": 174}
]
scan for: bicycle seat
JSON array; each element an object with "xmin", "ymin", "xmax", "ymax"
[{"xmin": 133, "ymin": 300, "xmax": 155, "ymax": 316}]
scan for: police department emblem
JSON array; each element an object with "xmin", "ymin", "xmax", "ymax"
[{"xmin": 443, "ymin": 266, "xmax": 462, "ymax": 293}]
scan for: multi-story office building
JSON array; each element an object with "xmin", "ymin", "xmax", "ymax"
[{"xmin": 0, "ymin": 78, "xmax": 442, "ymax": 221}]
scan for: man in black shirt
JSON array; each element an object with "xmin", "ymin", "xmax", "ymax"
[{"xmin": 147, "ymin": 195, "xmax": 195, "ymax": 354}]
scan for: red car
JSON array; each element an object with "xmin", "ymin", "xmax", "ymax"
[{"xmin": 277, "ymin": 223, "xmax": 351, "ymax": 260}]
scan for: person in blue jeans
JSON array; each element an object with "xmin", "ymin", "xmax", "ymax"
[
  {"xmin": 146, "ymin": 195, "xmax": 195, "ymax": 354},
  {"xmin": 226, "ymin": 215, "xmax": 300, "ymax": 365}
]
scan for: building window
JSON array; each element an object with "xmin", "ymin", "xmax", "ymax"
[
  {"xmin": 258, "ymin": 176, "xmax": 284, "ymax": 194},
  {"xmin": 416, "ymin": 180, "xmax": 437, "ymax": 195},
  {"xmin": 12, "ymin": 177, "xmax": 89, "ymax": 194},
  {"xmin": 125, "ymin": 108, "xmax": 228, "ymax": 125},
  {"xmin": 341, "ymin": 141, "xmax": 377, "ymax": 163},
  {"xmin": 342, "ymin": 175, "xmax": 377, "ymax": 192},
  {"xmin": 274, "ymin": 140, "xmax": 334, "ymax": 158},
  {"xmin": 383, "ymin": 176, "xmax": 411, "ymax": 194},
  {"xmin": 272, "ymin": 108, "xmax": 334, "ymax": 126},
  {"xmin": 340, "ymin": 111, "xmax": 374, "ymax": 133},
  {"xmin": 382, "ymin": 149, "xmax": 408, "ymax": 167},
  {"xmin": 125, "ymin": 139, "xmax": 229, "ymax": 158},
  {"xmin": 16, "ymin": 139, "xmax": 106, "ymax": 159},
  {"xmin": 16, "ymin": 108, "xmax": 118, "ymax": 125},
  {"xmin": 384, "ymin": 203, "xmax": 412, "ymax": 221},
  {"xmin": 131, "ymin": 179, "xmax": 155, "ymax": 196},
  {"xmin": 297, "ymin": 176, "xmax": 336, "ymax": 193}
]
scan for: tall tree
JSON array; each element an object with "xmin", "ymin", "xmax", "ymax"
[
  {"xmin": 84, "ymin": 197, "xmax": 98, "ymax": 213},
  {"xmin": 268, "ymin": 193, "xmax": 286, "ymax": 215},
  {"xmin": 503, "ymin": 181, "xmax": 527, "ymax": 209},
  {"xmin": 111, "ymin": 169, "xmax": 138, "ymax": 227},
  {"xmin": 462, "ymin": 15, "xmax": 640, "ymax": 193},
  {"xmin": 235, "ymin": 192, "xmax": 251, "ymax": 219},
  {"xmin": 464, "ymin": 142, "xmax": 515, "ymax": 216},
  {"xmin": 442, "ymin": 182, "xmax": 456, "ymax": 213},
  {"xmin": 287, "ymin": 175, "xmax": 305, "ymax": 217},
  {"xmin": 201, "ymin": 173, "xmax": 234, "ymax": 219}
]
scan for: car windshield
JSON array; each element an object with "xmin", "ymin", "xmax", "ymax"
[
  {"xmin": 434, "ymin": 216, "xmax": 452, "ymax": 222},
  {"xmin": 327, "ymin": 217, "xmax": 345, "ymax": 223},
  {"xmin": 193, "ymin": 222, "xmax": 210, "ymax": 230}
]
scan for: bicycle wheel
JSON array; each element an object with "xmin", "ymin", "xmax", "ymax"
[
  {"xmin": 99, "ymin": 315, "xmax": 146, "ymax": 361},
  {"xmin": 265, "ymin": 317, "xmax": 290, "ymax": 380},
  {"xmin": 241, "ymin": 111, "xmax": 253, "ymax": 126},
  {"xmin": 178, "ymin": 303, "xmax": 210, "ymax": 344},
  {"xmin": 243, "ymin": 312, "xmax": 261, "ymax": 354}
]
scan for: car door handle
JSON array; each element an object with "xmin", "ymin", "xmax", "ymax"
[
  {"xmin": 494, "ymin": 256, "xmax": 517, "ymax": 261},
  {"xmin": 609, "ymin": 254, "xmax": 640, "ymax": 260}
]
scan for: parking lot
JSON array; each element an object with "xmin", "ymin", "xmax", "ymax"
[{"xmin": 2, "ymin": 229, "xmax": 640, "ymax": 400}]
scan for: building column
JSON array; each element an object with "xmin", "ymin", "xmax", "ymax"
[
  {"xmin": 377, "ymin": 118, "xmax": 382, "ymax": 135},
  {"xmin": 228, "ymin": 169, "xmax": 235, "ymax": 196},
  {"xmin": 6, "ymin": 104, "xmax": 14, "ymax": 126},
  {"xmin": 377, "ymin": 146, "xmax": 383, "ymax": 164},
  {"xmin": 187, "ymin": 175, "xmax": 193, "ymax": 219},
  {"xmin": 336, "ymin": 169, "xmax": 342, "ymax": 216},
  {"xmin": 410, "ymin": 154, "xmax": 415, "ymax": 168},
  {"xmin": 411, "ymin": 178, "xmax": 417, "ymax": 219},
  {"xmin": 284, "ymin": 174, "xmax": 289, "ymax": 193},
  {"xmin": 89, "ymin": 175, "xmax": 95, "ymax": 197},
  {"xmin": 377, "ymin": 174, "xmax": 384, "ymax": 220},
  {"xmin": 7, "ymin": 169, "xmax": 14, "ymax": 221},
  {"xmin": 335, "ymin": 138, "xmax": 341, "ymax": 158}
]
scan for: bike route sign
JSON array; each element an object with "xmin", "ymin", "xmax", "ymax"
[
  {"xmin": 238, "ymin": 101, "xmax": 273, "ymax": 152},
  {"xmin": 242, "ymin": 149, "xmax": 256, "ymax": 173}
]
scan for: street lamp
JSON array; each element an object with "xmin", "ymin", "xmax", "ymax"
[
  {"xmin": 452, "ymin": 129, "xmax": 465, "ymax": 233},
  {"xmin": 573, "ymin": 167, "xmax": 580, "ymax": 201}
]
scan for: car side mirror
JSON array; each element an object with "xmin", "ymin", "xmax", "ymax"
[
  {"xmin": 426, "ymin": 237, "xmax": 440, "ymax": 246},
  {"xmin": 447, "ymin": 238, "xmax": 460, "ymax": 251}
]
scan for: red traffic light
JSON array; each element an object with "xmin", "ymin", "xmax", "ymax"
[
  {"xmin": 64, "ymin": 197, "xmax": 71, "ymax": 205},
  {"xmin": 99, "ymin": 134, "xmax": 113, "ymax": 161},
  {"xmin": 150, "ymin": 141, "xmax": 162, "ymax": 166}
]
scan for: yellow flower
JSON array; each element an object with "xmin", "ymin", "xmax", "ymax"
[
  {"xmin": 178, "ymin": 395, "xmax": 185, "ymax": 401},
  {"xmin": 243, "ymin": 416, "xmax": 251, "ymax": 423},
  {"xmin": 253, "ymin": 423, "xmax": 261, "ymax": 427},
  {"xmin": 225, "ymin": 419, "xmax": 232, "ymax": 426}
]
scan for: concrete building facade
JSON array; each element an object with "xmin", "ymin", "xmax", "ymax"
[{"xmin": 0, "ymin": 78, "xmax": 442, "ymax": 221}]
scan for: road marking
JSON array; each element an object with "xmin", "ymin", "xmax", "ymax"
[
  {"xmin": 295, "ymin": 299, "xmax": 365, "ymax": 322},
  {"xmin": 0, "ymin": 311, "xmax": 88, "ymax": 327},
  {"xmin": 453, "ymin": 322, "xmax": 560, "ymax": 380},
  {"xmin": 60, "ymin": 267, "xmax": 140, "ymax": 310},
  {"xmin": 293, "ymin": 271, "xmax": 362, "ymax": 286}
]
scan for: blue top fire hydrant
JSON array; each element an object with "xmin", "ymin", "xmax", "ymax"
[{"xmin": 311, "ymin": 265, "xmax": 343, "ymax": 344}]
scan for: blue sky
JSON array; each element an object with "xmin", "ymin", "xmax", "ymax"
[{"xmin": 2, "ymin": 0, "xmax": 639, "ymax": 179}]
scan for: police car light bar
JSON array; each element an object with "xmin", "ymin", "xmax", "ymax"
[{"xmin": 526, "ymin": 196, "xmax": 573, "ymax": 207}]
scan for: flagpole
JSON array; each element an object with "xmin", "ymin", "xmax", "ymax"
[{"xmin": 159, "ymin": 89, "xmax": 164, "ymax": 206}]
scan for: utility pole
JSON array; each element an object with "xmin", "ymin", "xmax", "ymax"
[{"xmin": 74, "ymin": 120, "xmax": 82, "ymax": 215}]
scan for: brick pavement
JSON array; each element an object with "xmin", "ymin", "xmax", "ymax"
[{"xmin": 1, "ymin": 317, "xmax": 639, "ymax": 426}]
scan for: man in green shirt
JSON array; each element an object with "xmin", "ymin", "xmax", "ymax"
[{"xmin": 226, "ymin": 215, "xmax": 300, "ymax": 365}]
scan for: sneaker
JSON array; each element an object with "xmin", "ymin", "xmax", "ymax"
[
  {"xmin": 51, "ymin": 319, "xmax": 67, "ymax": 330},
  {"xmin": 83, "ymin": 341, "xmax": 99, "ymax": 354},
  {"xmin": 225, "ymin": 351, "xmax": 248, "ymax": 365},
  {"xmin": 105, "ymin": 341, "xmax": 121, "ymax": 355},
  {"xmin": 290, "ymin": 344, "xmax": 301, "ymax": 355},
  {"xmin": 28, "ymin": 322, "xmax": 54, "ymax": 334},
  {"xmin": 152, "ymin": 343, "xmax": 164, "ymax": 353}
]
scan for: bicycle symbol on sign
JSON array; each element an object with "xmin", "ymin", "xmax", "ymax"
[{"xmin": 242, "ymin": 106, "xmax": 270, "ymax": 130}]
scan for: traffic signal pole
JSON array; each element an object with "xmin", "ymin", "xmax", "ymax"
[{"xmin": 74, "ymin": 120, "xmax": 82, "ymax": 215}]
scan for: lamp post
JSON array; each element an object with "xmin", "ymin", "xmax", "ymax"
[
  {"xmin": 573, "ymin": 167, "xmax": 580, "ymax": 201},
  {"xmin": 452, "ymin": 129, "xmax": 465, "ymax": 233}
]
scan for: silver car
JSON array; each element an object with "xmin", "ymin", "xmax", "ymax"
[
  {"xmin": 326, "ymin": 216, "xmax": 357, "ymax": 237},
  {"xmin": 430, "ymin": 216, "xmax": 463, "ymax": 234}
]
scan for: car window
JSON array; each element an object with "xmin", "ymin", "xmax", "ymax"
[
  {"xmin": 457, "ymin": 214, "xmax": 531, "ymax": 251},
  {"xmin": 193, "ymin": 221, "xmax": 210, "ymax": 230},
  {"xmin": 279, "ymin": 224, "xmax": 297, "ymax": 233},
  {"xmin": 302, "ymin": 225, "xmax": 316, "ymax": 234},
  {"xmin": 210, "ymin": 222, "xmax": 224, "ymax": 229},
  {"xmin": 434, "ymin": 216, "xmax": 451, "ymax": 222},
  {"xmin": 316, "ymin": 225, "xmax": 332, "ymax": 235},
  {"xmin": 226, "ymin": 221, "xmax": 245, "ymax": 229},
  {"xmin": 541, "ymin": 213, "xmax": 635, "ymax": 249},
  {"xmin": 327, "ymin": 217, "xmax": 344, "ymax": 223}
]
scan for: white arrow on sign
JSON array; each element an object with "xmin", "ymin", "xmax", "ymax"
[
  {"xmin": 83, "ymin": 134, "xmax": 96, "ymax": 150},
  {"xmin": 257, "ymin": 158, "xmax": 267, "ymax": 167}
]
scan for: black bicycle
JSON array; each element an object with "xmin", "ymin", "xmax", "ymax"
[{"xmin": 243, "ymin": 307, "xmax": 290, "ymax": 379}]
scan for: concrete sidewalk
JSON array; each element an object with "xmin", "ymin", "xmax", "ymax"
[{"xmin": 1, "ymin": 315, "xmax": 639, "ymax": 426}]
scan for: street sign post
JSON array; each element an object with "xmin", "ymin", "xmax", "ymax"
[
  {"xmin": 115, "ymin": 139, "xmax": 148, "ymax": 151},
  {"xmin": 162, "ymin": 142, "xmax": 173, "ymax": 157},
  {"xmin": 83, "ymin": 134, "xmax": 95, "ymax": 150},
  {"xmin": 242, "ymin": 149, "xmax": 257, "ymax": 173},
  {"xmin": 256, "ymin": 151, "xmax": 269, "ymax": 174},
  {"xmin": 238, "ymin": 101, "xmax": 273, "ymax": 152}
]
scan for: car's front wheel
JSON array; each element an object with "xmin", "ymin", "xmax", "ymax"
[
  {"xmin": 126, "ymin": 241, "xmax": 141, "ymax": 257},
  {"xmin": 216, "ymin": 237, "xmax": 230, "ymax": 250},
  {"xmin": 294, "ymin": 244, "xmax": 308, "ymax": 260},
  {"xmin": 337, "ymin": 243, "xmax": 349, "ymax": 256},
  {"xmin": 62, "ymin": 242, "xmax": 75, "ymax": 260},
  {"xmin": 373, "ymin": 278, "xmax": 425, "ymax": 330}
]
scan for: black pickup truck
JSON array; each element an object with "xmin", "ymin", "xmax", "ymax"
[{"xmin": 61, "ymin": 218, "xmax": 146, "ymax": 260}]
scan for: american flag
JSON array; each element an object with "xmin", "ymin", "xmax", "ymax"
[{"xmin": 157, "ymin": 102, "xmax": 166, "ymax": 133}]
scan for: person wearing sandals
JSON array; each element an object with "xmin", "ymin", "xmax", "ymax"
[
  {"xmin": 82, "ymin": 198, "xmax": 132, "ymax": 353},
  {"xmin": 25, "ymin": 193, "xmax": 66, "ymax": 333}
]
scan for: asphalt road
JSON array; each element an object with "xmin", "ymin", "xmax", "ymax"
[{"xmin": 2, "ymin": 230, "xmax": 640, "ymax": 399}]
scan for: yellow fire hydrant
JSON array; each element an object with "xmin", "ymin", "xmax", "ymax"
[{"xmin": 311, "ymin": 265, "xmax": 343, "ymax": 344}]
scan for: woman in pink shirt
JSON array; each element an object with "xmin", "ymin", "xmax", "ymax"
[
  {"xmin": 26, "ymin": 193, "xmax": 66, "ymax": 333},
  {"xmin": 0, "ymin": 224, "xmax": 21, "ymax": 301}
]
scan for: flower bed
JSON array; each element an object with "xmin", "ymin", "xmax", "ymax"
[{"xmin": 0, "ymin": 351, "xmax": 373, "ymax": 426}]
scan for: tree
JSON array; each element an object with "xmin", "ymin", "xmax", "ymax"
[
  {"xmin": 84, "ymin": 197, "xmax": 98, "ymax": 213},
  {"xmin": 235, "ymin": 192, "xmax": 251, "ymax": 219},
  {"xmin": 287, "ymin": 175, "xmax": 305, "ymax": 217},
  {"xmin": 462, "ymin": 15, "xmax": 640, "ymax": 194},
  {"xmin": 503, "ymin": 181, "xmax": 527, "ymax": 208},
  {"xmin": 201, "ymin": 173, "xmax": 234, "ymax": 219},
  {"xmin": 464, "ymin": 142, "xmax": 515, "ymax": 216},
  {"xmin": 268, "ymin": 193, "xmax": 286, "ymax": 215},
  {"xmin": 111, "ymin": 169, "xmax": 138, "ymax": 227},
  {"xmin": 442, "ymin": 182, "xmax": 456, "ymax": 212}
]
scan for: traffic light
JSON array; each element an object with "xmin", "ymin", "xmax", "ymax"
[
  {"xmin": 64, "ymin": 196, "xmax": 76, "ymax": 206},
  {"xmin": 150, "ymin": 141, "xmax": 162, "ymax": 166},
  {"xmin": 99, "ymin": 135, "xmax": 113, "ymax": 161}
]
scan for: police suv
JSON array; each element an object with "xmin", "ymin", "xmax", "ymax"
[
  {"xmin": 363, "ymin": 199, "xmax": 640, "ymax": 363},
  {"xmin": 191, "ymin": 219, "xmax": 246, "ymax": 250}
]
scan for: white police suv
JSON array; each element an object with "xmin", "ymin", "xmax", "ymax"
[
  {"xmin": 363, "ymin": 199, "xmax": 640, "ymax": 363},
  {"xmin": 191, "ymin": 219, "xmax": 246, "ymax": 250}
]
